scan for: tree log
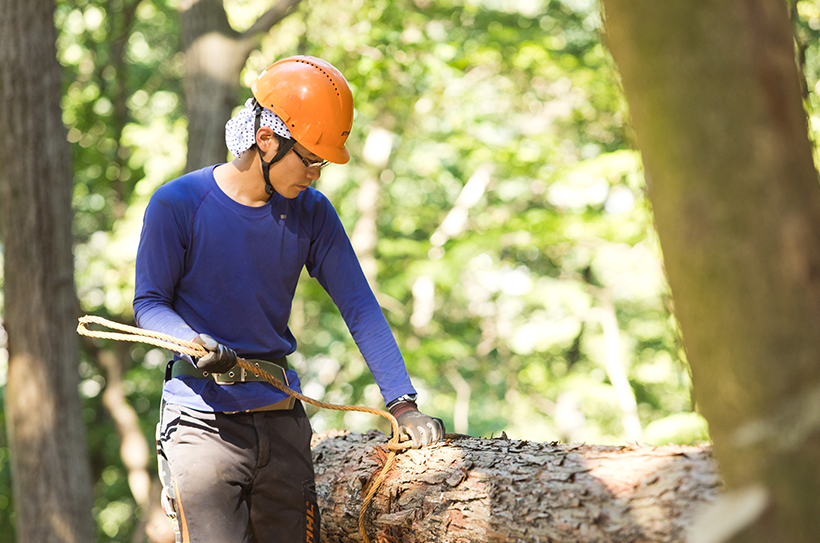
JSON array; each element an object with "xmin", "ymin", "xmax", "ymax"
[{"xmin": 312, "ymin": 431, "xmax": 721, "ymax": 543}]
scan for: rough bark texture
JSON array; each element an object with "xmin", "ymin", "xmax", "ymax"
[
  {"xmin": 602, "ymin": 0, "xmax": 820, "ymax": 541},
  {"xmin": 312, "ymin": 431, "xmax": 720, "ymax": 543},
  {"xmin": 0, "ymin": 0, "xmax": 95, "ymax": 541},
  {"xmin": 179, "ymin": 0, "xmax": 301, "ymax": 172}
]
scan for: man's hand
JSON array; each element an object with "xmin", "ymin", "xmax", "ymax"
[
  {"xmin": 389, "ymin": 401, "xmax": 445, "ymax": 448},
  {"xmin": 192, "ymin": 334, "xmax": 237, "ymax": 374}
]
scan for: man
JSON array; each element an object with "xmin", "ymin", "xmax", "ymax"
[{"xmin": 134, "ymin": 56, "xmax": 445, "ymax": 543}]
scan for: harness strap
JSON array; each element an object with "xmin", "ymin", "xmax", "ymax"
[
  {"xmin": 170, "ymin": 358, "xmax": 296, "ymax": 411},
  {"xmin": 253, "ymin": 102, "xmax": 296, "ymax": 196},
  {"xmin": 170, "ymin": 357, "xmax": 288, "ymax": 384}
]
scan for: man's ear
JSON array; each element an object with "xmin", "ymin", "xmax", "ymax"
[{"xmin": 256, "ymin": 126, "xmax": 278, "ymax": 154}]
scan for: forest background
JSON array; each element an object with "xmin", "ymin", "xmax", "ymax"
[{"xmin": 2, "ymin": 0, "xmax": 820, "ymax": 540}]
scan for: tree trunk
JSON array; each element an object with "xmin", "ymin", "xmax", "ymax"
[
  {"xmin": 180, "ymin": 0, "xmax": 302, "ymax": 172},
  {"xmin": 602, "ymin": 0, "xmax": 820, "ymax": 541},
  {"xmin": 0, "ymin": 0, "xmax": 95, "ymax": 541},
  {"xmin": 312, "ymin": 431, "xmax": 720, "ymax": 543}
]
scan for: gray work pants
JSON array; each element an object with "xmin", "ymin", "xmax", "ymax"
[{"xmin": 158, "ymin": 402, "xmax": 320, "ymax": 543}]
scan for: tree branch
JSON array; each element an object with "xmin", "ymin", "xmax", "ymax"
[{"xmin": 240, "ymin": 0, "xmax": 303, "ymax": 43}]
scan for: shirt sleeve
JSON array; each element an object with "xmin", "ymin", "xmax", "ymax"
[
  {"xmin": 305, "ymin": 197, "xmax": 416, "ymax": 405},
  {"xmin": 133, "ymin": 187, "xmax": 198, "ymax": 343}
]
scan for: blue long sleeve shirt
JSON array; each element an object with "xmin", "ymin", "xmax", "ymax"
[{"xmin": 133, "ymin": 166, "xmax": 416, "ymax": 412}]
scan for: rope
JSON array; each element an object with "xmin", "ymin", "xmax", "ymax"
[{"xmin": 77, "ymin": 315, "xmax": 409, "ymax": 543}]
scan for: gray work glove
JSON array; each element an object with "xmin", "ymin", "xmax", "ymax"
[
  {"xmin": 193, "ymin": 334, "xmax": 237, "ymax": 374},
  {"xmin": 389, "ymin": 401, "xmax": 445, "ymax": 448}
]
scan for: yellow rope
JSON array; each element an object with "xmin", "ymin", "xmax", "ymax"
[{"xmin": 77, "ymin": 315, "xmax": 408, "ymax": 543}]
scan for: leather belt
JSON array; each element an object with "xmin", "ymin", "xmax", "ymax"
[
  {"xmin": 170, "ymin": 358, "xmax": 295, "ymax": 412},
  {"xmin": 171, "ymin": 357, "xmax": 288, "ymax": 384}
]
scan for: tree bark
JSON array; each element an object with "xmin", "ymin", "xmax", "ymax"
[
  {"xmin": 602, "ymin": 0, "xmax": 820, "ymax": 541},
  {"xmin": 0, "ymin": 0, "xmax": 95, "ymax": 541},
  {"xmin": 312, "ymin": 431, "xmax": 720, "ymax": 543},
  {"xmin": 179, "ymin": 0, "xmax": 302, "ymax": 172}
]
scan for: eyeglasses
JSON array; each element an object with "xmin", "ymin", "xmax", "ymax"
[{"xmin": 292, "ymin": 148, "xmax": 330, "ymax": 170}]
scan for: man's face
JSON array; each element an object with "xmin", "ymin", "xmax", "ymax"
[{"xmin": 267, "ymin": 141, "xmax": 326, "ymax": 199}]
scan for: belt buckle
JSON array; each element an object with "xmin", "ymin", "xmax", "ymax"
[
  {"xmin": 214, "ymin": 367, "xmax": 243, "ymax": 385},
  {"xmin": 221, "ymin": 360, "xmax": 295, "ymax": 414}
]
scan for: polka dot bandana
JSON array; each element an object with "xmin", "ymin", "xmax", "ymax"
[{"xmin": 225, "ymin": 98, "xmax": 292, "ymax": 158}]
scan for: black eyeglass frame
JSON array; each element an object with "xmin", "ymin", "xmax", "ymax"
[{"xmin": 291, "ymin": 147, "xmax": 330, "ymax": 170}]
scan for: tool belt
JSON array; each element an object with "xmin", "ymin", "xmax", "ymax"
[{"xmin": 170, "ymin": 358, "xmax": 296, "ymax": 412}]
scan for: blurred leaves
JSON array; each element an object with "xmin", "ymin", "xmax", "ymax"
[{"xmin": 271, "ymin": 0, "xmax": 686, "ymax": 447}]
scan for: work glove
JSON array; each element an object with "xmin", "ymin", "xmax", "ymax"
[
  {"xmin": 192, "ymin": 333, "xmax": 237, "ymax": 374},
  {"xmin": 389, "ymin": 400, "xmax": 445, "ymax": 448}
]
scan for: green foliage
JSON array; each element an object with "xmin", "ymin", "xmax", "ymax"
[
  {"xmin": 643, "ymin": 412, "xmax": 711, "ymax": 446},
  {"xmin": 259, "ymin": 0, "xmax": 689, "ymax": 445},
  {"xmin": 57, "ymin": 0, "xmax": 184, "ymax": 244},
  {"xmin": 795, "ymin": 0, "xmax": 820, "ymax": 166},
  {"xmin": 0, "ymin": 382, "xmax": 14, "ymax": 543}
]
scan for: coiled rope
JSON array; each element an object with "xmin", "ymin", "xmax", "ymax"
[{"xmin": 77, "ymin": 315, "xmax": 409, "ymax": 543}]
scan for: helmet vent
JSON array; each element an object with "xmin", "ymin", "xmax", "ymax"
[{"xmin": 296, "ymin": 59, "xmax": 341, "ymax": 97}]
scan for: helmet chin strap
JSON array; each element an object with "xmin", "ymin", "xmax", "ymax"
[{"xmin": 253, "ymin": 103, "xmax": 296, "ymax": 196}]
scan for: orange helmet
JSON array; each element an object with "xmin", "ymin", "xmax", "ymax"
[{"xmin": 251, "ymin": 56, "xmax": 354, "ymax": 164}]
